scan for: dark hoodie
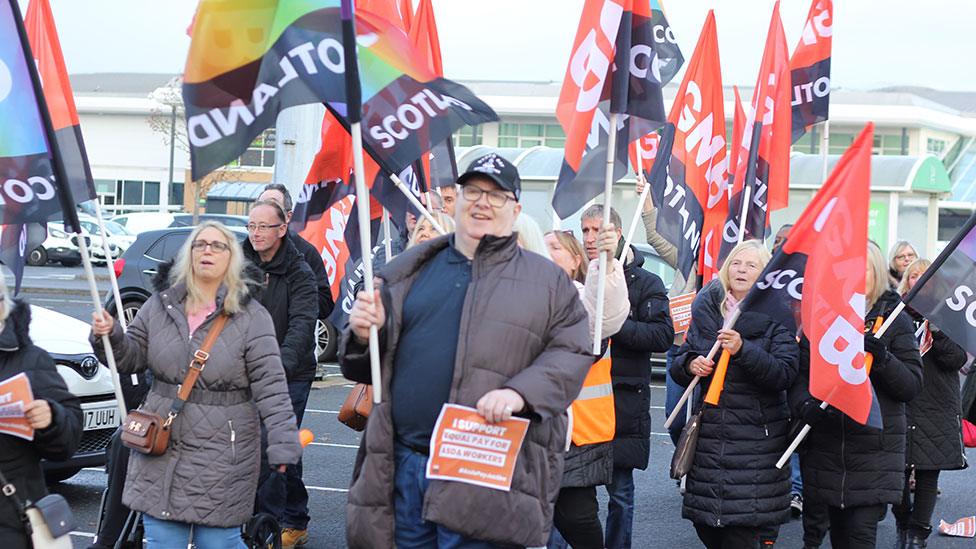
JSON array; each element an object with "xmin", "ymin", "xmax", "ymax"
[
  {"xmin": 0, "ymin": 301, "xmax": 83, "ymax": 545},
  {"xmin": 243, "ymin": 236, "xmax": 318, "ymax": 381}
]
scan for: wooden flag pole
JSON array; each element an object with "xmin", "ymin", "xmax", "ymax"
[
  {"xmin": 389, "ymin": 173, "xmax": 447, "ymax": 235},
  {"xmin": 775, "ymin": 310, "xmax": 900, "ymax": 468},
  {"xmin": 592, "ymin": 112, "xmax": 619, "ymax": 354},
  {"xmin": 663, "ymin": 308, "xmax": 740, "ymax": 429},
  {"xmin": 10, "ymin": 0, "xmax": 128, "ymax": 420}
]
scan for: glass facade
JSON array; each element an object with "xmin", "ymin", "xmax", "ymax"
[
  {"xmin": 454, "ymin": 125, "xmax": 482, "ymax": 147},
  {"xmin": 497, "ymin": 122, "xmax": 565, "ymax": 148},
  {"xmin": 233, "ymin": 128, "xmax": 276, "ymax": 168}
]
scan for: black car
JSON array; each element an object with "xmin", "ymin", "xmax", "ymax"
[{"xmin": 105, "ymin": 227, "xmax": 338, "ymax": 362}]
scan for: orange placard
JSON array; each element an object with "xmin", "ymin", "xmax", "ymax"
[
  {"xmin": 426, "ymin": 404, "xmax": 530, "ymax": 492},
  {"xmin": 669, "ymin": 292, "xmax": 696, "ymax": 334},
  {"xmin": 939, "ymin": 516, "xmax": 976, "ymax": 538},
  {"xmin": 0, "ymin": 373, "xmax": 35, "ymax": 441}
]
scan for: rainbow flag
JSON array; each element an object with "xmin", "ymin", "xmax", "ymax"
[{"xmin": 183, "ymin": 0, "xmax": 497, "ymax": 181}]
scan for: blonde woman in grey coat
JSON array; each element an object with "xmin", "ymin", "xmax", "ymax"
[{"xmin": 91, "ymin": 221, "xmax": 301, "ymax": 548}]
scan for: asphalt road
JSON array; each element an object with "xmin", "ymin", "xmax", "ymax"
[{"xmin": 14, "ymin": 264, "xmax": 976, "ymax": 548}]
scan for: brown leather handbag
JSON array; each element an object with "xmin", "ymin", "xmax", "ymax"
[
  {"xmin": 121, "ymin": 314, "xmax": 228, "ymax": 455},
  {"xmin": 337, "ymin": 383, "xmax": 373, "ymax": 431}
]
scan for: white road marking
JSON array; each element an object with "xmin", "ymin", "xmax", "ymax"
[
  {"xmin": 70, "ymin": 531, "xmax": 96, "ymax": 538},
  {"xmin": 309, "ymin": 441, "xmax": 359, "ymax": 449},
  {"xmin": 307, "ymin": 486, "xmax": 349, "ymax": 493},
  {"xmin": 307, "ymin": 409, "xmax": 339, "ymax": 414}
]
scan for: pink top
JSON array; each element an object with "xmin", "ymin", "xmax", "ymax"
[{"xmin": 187, "ymin": 301, "xmax": 217, "ymax": 336}]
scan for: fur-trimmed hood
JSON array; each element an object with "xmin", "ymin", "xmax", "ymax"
[
  {"xmin": 0, "ymin": 298, "xmax": 32, "ymax": 352},
  {"xmin": 151, "ymin": 259, "xmax": 265, "ymax": 304}
]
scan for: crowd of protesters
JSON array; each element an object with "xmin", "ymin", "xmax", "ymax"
[{"xmin": 2, "ymin": 155, "xmax": 972, "ymax": 549}]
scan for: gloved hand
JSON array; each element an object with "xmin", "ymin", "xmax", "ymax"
[
  {"xmin": 864, "ymin": 335, "xmax": 888, "ymax": 371},
  {"xmin": 798, "ymin": 398, "xmax": 827, "ymax": 426}
]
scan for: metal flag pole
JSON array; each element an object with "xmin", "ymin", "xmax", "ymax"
[
  {"xmin": 736, "ymin": 121, "xmax": 764, "ymax": 245},
  {"xmin": 592, "ymin": 112, "xmax": 619, "ymax": 355},
  {"xmin": 10, "ymin": 0, "xmax": 127, "ymax": 419}
]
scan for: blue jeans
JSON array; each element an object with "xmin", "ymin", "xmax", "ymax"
[
  {"xmin": 604, "ymin": 467, "xmax": 635, "ymax": 549},
  {"xmin": 257, "ymin": 380, "xmax": 312, "ymax": 529},
  {"xmin": 791, "ymin": 453, "xmax": 803, "ymax": 495},
  {"xmin": 664, "ymin": 345, "xmax": 686, "ymax": 446},
  {"xmin": 143, "ymin": 515, "xmax": 244, "ymax": 548},
  {"xmin": 394, "ymin": 443, "xmax": 514, "ymax": 548}
]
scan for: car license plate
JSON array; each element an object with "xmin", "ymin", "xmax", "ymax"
[{"xmin": 84, "ymin": 406, "xmax": 119, "ymax": 430}]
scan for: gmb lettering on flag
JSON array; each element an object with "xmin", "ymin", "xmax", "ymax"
[
  {"xmin": 552, "ymin": 0, "xmax": 683, "ymax": 219},
  {"xmin": 182, "ymin": 0, "xmax": 497, "ymax": 181},
  {"xmin": 740, "ymin": 124, "xmax": 878, "ymax": 425},
  {"xmin": 790, "ymin": 0, "xmax": 832, "ymax": 144}
]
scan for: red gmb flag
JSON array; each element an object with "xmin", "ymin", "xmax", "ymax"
[
  {"xmin": 741, "ymin": 123, "xmax": 876, "ymax": 424},
  {"xmin": 730, "ymin": 1, "xmax": 791, "ymax": 216},
  {"xmin": 661, "ymin": 10, "xmax": 727, "ymax": 283},
  {"xmin": 790, "ymin": 0, "xmax": 832, "ymax": 144}
]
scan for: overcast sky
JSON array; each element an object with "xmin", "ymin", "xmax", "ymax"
[{"xmin": 22, "ymin": 0, "xmax": 976, "ymax": 92}]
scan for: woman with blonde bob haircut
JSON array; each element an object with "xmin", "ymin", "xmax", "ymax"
[
  {"xmin": 407, "ymin": 211, "xmax": 455, "ymax": 249},
  {"xmin": 91, "ymin": 221, "xmax": 301, "ymax": 548},
  {"xmin": 791, "ymin": 240, "xmax": 922, "ymax": 549},
  {"xmin": 672, "ymin": 239, "xmax": 799, "ymax": 547}
]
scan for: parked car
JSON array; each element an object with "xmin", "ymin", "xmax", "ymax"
[
  {"xmin": 106, "ymin": 227, "xmax": 338, "ymax": 362},
  {"xmin": 78, "ymin": 214, "xmax": 137, "ymax": 253},
  {"xmin": 27, "ymin": 224, "xmax": 87, "ymax": 267},
  {"xmin": 110, "ymin": 212, "xmax": 248, "ymax": 234},
  {"xmin": 30, "ymin": 304, "xmax": 121, "ymax": 483}
]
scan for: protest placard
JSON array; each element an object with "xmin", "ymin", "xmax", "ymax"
[
  {"xmin": 0, "ymin": 373, "xmax": 35, "ymax": 441},
  {"xmin": 426, "ymin": 404, "xmax": 530, "ymax": 491},
  {"xmin": 669, "ymin": 292, "xmax": 696, "ymax": 334}
]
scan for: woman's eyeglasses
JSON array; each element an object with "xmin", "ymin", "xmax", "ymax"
[{"xmin": 191, "ymin": 239, "xmax": 230, "ymax": 252}]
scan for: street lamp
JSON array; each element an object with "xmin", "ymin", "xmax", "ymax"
[{"xmin": 149, "ymin": 76, "xmax": 183, "ymax": 214}]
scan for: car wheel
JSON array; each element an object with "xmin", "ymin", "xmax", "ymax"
[
  {"xmin": 120, "ymin": 300, "xmax": 143, "ymax": 326},
  {"xmin": 60, "ymin": 258, "xmax": 81, "ymax": 267},
  {"xmin": 44, "ymin": 467, "xmax": 82, "ymax": 484},
  {"xmin": 316, "ymin": 319, "xmax": 338, "ymax": 363},
  {"xmin": 27, "ymin": 247, "xmax": 47, "ymax": 266}
]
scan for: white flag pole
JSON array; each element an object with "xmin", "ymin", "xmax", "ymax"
[
  {"xmin": 389, "ymin": 173, "xmax": 447, "ymax": 235},
  {"xmin": 775, "ymin": 303, "xmax": 905, "ymax": 468},
  {"xmin": 620, "ymin": 140, "xmax": 650, "ymax": 263},
  {"xmin": 382, "ymin": 208, "xmax": 393, "ymax": 263},
  {"xmin": 92, "ymin": 200, "xmax": 127, "ymax": 331},
  {"xmin": 592, "ymin": 112, "xmax": 619, "ymax": 355}
]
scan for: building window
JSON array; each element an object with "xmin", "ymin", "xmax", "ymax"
[
  {"xmin": 828, "ymin": 133, "xmax": 855, "ymax": 155},
  {"xmin": 497, "ymin": 122, "xmax": 565, "ymax": 148},
  {"xmin": 234, "ymin": 128, "xmax": 276, "ymax": 168},
  {"xmin": 114, "ymin": 180, "xmax": 163, "ymax": 208},
  {"xmin": 169, "ymin": 182, "xmax": 184, "ymax": 206},
  {"xmin": 454, "ymin": 125, "xmax": 482, "ymax": 147},
  {"xmin": 793, "ymin": 131, "xmax": 820, "ymax": 154},
  {"xmin": 872, "ymin": 134, "xmax": 904, "ymax": 156},
  {"xmin": 927, "ymin": 138, "xmax": 947, "ymax": 157}
]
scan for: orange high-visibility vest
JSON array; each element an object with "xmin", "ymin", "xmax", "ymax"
[{"xmin": 570, "ymin": 355, "xmax": 616, "ymax": 446}]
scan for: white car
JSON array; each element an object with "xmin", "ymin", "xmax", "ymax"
[
  {"xmin": 28, "ymin": 224, "xmax": 84, "ymax": 267},
  {"xmin": 110, "ymin": 212, "xmax": 175, "ymax": 234},
  {"xmin": 31, "ymin": 305, "xmax": 122, "ymax": 482},
  {"xmin": 78, "ymin": 215, "xmax": 135, "ymax": 258}
]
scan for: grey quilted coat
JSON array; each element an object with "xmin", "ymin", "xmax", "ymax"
[{"xmin": 93, "ymin": 276, "xmax": 301, "ymax": 528}]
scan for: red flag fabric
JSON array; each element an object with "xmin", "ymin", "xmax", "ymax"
[
  {"xmin": 790, "ymin": 0, "xmax": 832, "ymax": 143},
  {"xmin": 728, "ymin": 85, "xmax": 745, "ymax": 191},
  {"xmin": 740, "ymin": 123, "xmax": 875, "ymax": 424},
  {"xmin": 408, "ymin": 0, "xmax": 442, "ymax": 76},
  {"xmin": 24, "ymin": 0, "xmax": 96, "ymax": 204},
  {"xmin": 662, "ymin": 10, "xmax": 727, "ymax": 282},
  {"xmin": 628, "ymin": 133, "xmax": 659, "ymax": 176},
  {"xmin": 359, "ymin": 0, "xmax": 409, "ymax": 30},
  {"xmin": 398, "ymin": 0, "xmax": 413, "ymax": 31},
  {"xmin": 730, "ymin": 1, "xmax": 791, "ymax": 215}
]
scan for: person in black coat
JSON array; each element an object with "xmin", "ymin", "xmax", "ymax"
[
  {"xmin": 261, "ymin": 183, "xmax": 334, "ymax": 319},
  {"xmin": 581, "ymin": 205, "xmax": 674, "ymax": 549},
  {"xmin": 0, "ymin": 292, "xmax": 83, "ymax": 547},
  {"xmin": 891, "ymin": 259, "xmax": 968, "ymax": 548},
  {"xmin": 790, "ymin": 241, "xmax": 923, "ymax": 549},
  {"xmin": 244, "ymin": 200, "xmax": 318, "ymax": 542},
  {"xmin": 671, "ymin": 240, "xmax": 798, "ymax": 548}
]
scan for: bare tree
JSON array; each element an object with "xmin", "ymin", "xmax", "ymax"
[{"xmin": 147, "ymin": 76, "xmax": 252, "ymax": 224}]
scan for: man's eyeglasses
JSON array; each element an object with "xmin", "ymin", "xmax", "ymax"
[
  {"xmin": 191, "ymin": 239, "xmax": 230, "ymax": 252},
  {"xmin": 246, "ymin": 223, "xmax": 284, "ymax": 233},
  {"xmin": 460, "ymin": 186, "xmax": 515, "ymax": 208}
]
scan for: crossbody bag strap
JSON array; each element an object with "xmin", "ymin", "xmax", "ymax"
[
  {"xmin": 165, "ymin": 313, "xmax": 229, "ymax": 426},
  {"xmin": 0, "ymin": 465, "xmax": 28, "ymax": 522}
]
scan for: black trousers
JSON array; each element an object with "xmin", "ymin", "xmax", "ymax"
[
  {"xmin": 552, "ymin": 486, "xmax": 603, "ymax": 549},
  {"xmin": 693, "ymin": 523, "xmax": 779, "ymax": 548},
  {"xmin": 88, "ymin": 430, "xmax": 133, "ymax": 549},
  {"xmin": 892, "ymin": 468, "xmax": 940, "ymax": 536},
  {"xmin": 826, "ymin": 504, "xmax": 885, "ymax": 549},
  {"xmin": 801, "ymin": 497, "xmax": 829, "ymax": 548}
]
